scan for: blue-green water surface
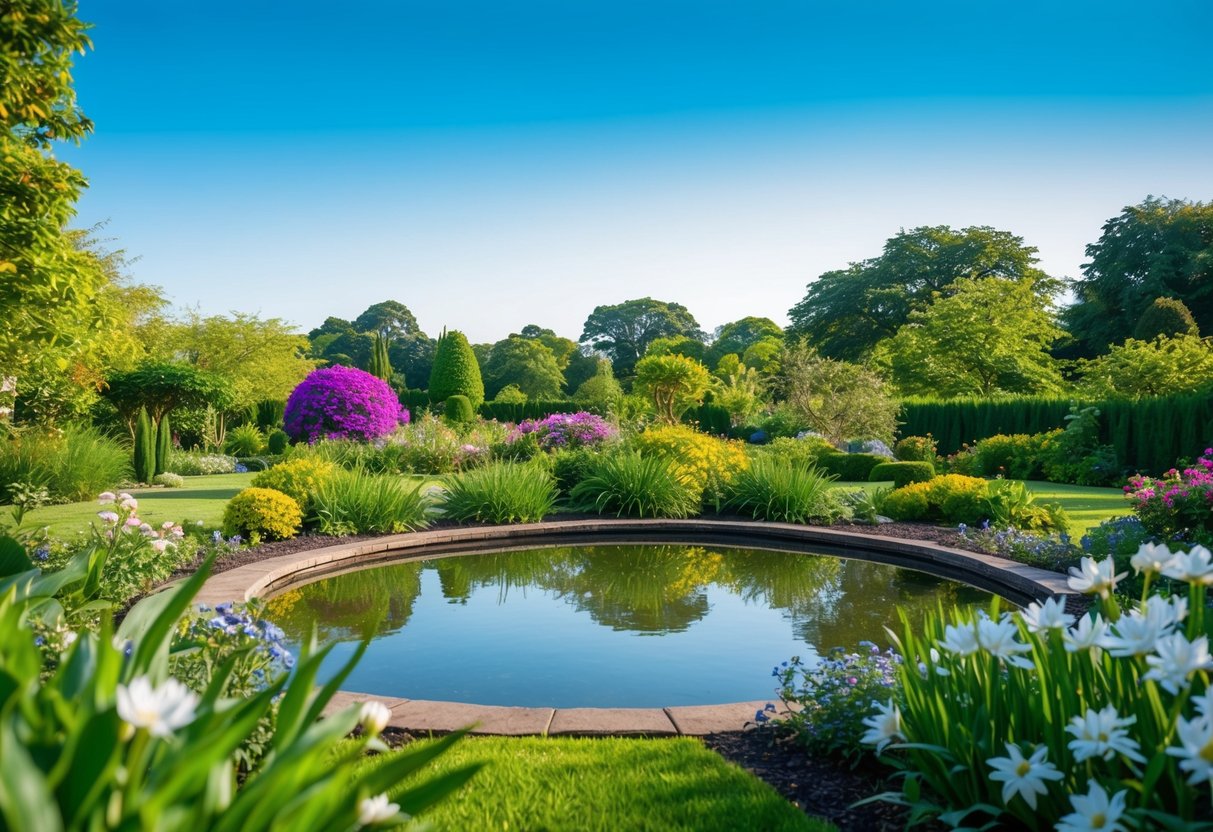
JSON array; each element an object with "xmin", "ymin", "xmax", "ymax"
[{"xmin": 266, "ymin": 544, "xmax": 992, "ymax": 708}]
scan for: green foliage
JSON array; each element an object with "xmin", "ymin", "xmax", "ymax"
[
  {"xmin": 633, "ymin": 353, "xmax": 711, "ymax": 423},
  {"xmin": 787, "ymin": 225, "xmax": 1059, "ymax": 360},
  {"xmin": 645, "ymin": 334, "xmax": 706, "ymax": 362},
  {"xmin": 1134, "ymin": 296, "xmax": 1200, "ymax": 340},
  {"xmin": 779, "ymin": 340, "xmax": 900, "ymax": 445},
  {"xmin": 153, "ymin": 472, "xmax": 184, "ymax": 488},
  {"xmin": 683, "ymin": 402, "xmax": 732, "ymax": 436},
  {"xmin": 165, "ymin": 450, "xmax": 237, "ymax": 476},
  {"xmin": 984, "ymin": 479, "xmax": 1070, "ymax": 534},
  {"xmin": 224, "ymin": 423, "xmax": 264, "ymax": 457},
  {"xmin": 154, "ymin": 412, "xmax": 172, "ymax": 475},
  {"xmin": 252, "ymin": 457, "xmax": 338, "ymax": 513},
  {"xmin": 710, "ymin": 356, "xmax": 766, "ymax": 426},
  {"xmin": 881, "ymin": 474, "xmax": 992, "ymax": 524},
  {"xmin": 573, "ymin": 359, "xmax": 623, "ymax": 413},
  {"xmin": 818, "ymin": 453, "xmax": 885, "ymax": 482},
  {"xmin": 894, "ymin": 435, "xmax": 937, "ymax": 462},
  {"xmin": 753, "ymin": 436, "xmax": 838, "ymax": 468},
  {"xmin": 133, "ymin": 406, "xmax": 155, "ymax": 484},
  {"xmin": 253, "ymin": 398, "xmax": 286, "ymax": 431},
  {"xmin": 311, "ymin": 469, "xmax": 430, "ymax": 535},
  {"xmin": 266, "ymin": 428, "xmax": 289, "ymax": 455},
  {"xmin": 444, "ymin": 394, "xmax": 476, "ymax": 425},
  {"xmin": 708, "ymin": 316, "xmax": 783, "ymax": 367},
  {"xmin": 0, "ymin": 424, "xmax": 129, "ymax": 504},
  {"xmin": 493, "ymin": 383, "xmax": 527, "ymax": 404},
  {"xmin": 483, "ymin": 335, "xmax": 566, "ymax": 400},
  {"xmin": 869, "ymin": 461, "xmax": 935, "ymax": 488},
  {"xmin": 104, "ymin": 360, "xmax": 234, "ymax": 432},
  {"xmin": 1041, "ymin": 407, "xmax": 1119, "ymax": 486},
  {"xmin": 428, "ymin": 330, "xmax": 485, "ymax": 408},
  {"xmin": 723, "ymin": 457, "xmax": 841, "ymax": 523},
  {"xmin": 222, "ymin": 487, "xmax": 302, "ymax": 541},
  {"xmin": 367, "ymin": 331, "xmax": 393, "ymax": 382},
  {"xmin": 478, "ymin": 399, "xmax": 580, "ymax": 423},
  {"xmin": 963, "ymin": 432, "xmax": 1056, "ymax": 479},
  {"xmin": 757, "ymin": 406, "xmax": 811, "ymax": 439},
  {"xmin": 1077, "ymin": 334, "xmax": 1213, "ymax": 399},
  {"xmin": 569, "ymin": 452, "xmax": 700, "ymax": 518},
  {"xmin": 579, "ymin": 297, "xmax": 705, "ymax": 376},
  {"xmin": 550, "ymin": 447, "xmax": 599, "ymax": 496},
  {"xmin": 440, "ymin": 461, "xmax": 558, "ymax": 524}
]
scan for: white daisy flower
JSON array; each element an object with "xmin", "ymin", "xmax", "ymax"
[
  {"xmin": 976, "ymin": 616, "xmax": 1034, "ymax": 668},
  {"xmin": 986, "ymin": 743, "xmax": 1063, "ymax": 810},
  {"xmin": 1065, "ymin": 704, "xmax": 1145, "ymax": 763},
  {"xmin": 1130, "ymin": 541, "xmax": 1176, "ymax": 575},
  {"xmin": 115, "ymin": 676, "xmax": 199, "ymax": 738},
  {"xmin": 1056, "ymin": 782, "xmax": 1128, "ymax": 832},
  {"xmin": 1162, "ymin": 545, "xmax": 1213, "ymax": 585},
  {"xmin": 357, "ymin": 794, "xmax": 402, "ymax": 827},
  {"xmin": 1064, "ymin": 614, "xmax": 1107, "ymax": 654},
  {"xmin": 1066, "ymin": 556, "xmax": 1126, "ymax": 598},
  {"xmin": 860, "ymin": 700, "xmax": 903, "ymax": 752},
  {"xmin": 1020, "ymin": 597, "xmax": 1074, "ymax": 633},
  {"xmin": 1166, "ymin": 714, "xmax": 1213, "ymax": 786},
  {"xmin": 1144, "ymin": 632, "xmax": 1213, "ymax": 695},
  {"xmin": 939, "ymin": 622, "xmax": 980, "ymax": 656}
]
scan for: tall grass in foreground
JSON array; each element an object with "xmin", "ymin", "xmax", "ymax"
[
  {"xmin": 439, "ymin": 461, "xmax": 557, "ymax": 524},
  {"xmin": 568, "ymin": 452, "xmax": 699, "ymax": 519},
  {"xmin": 311, "ymin": 469, "xmax": 431, "ymax": 534},
  {"xmin": 0, "ymin": 424, "xmax": 129, "ymax": 504},
  {"xmin": 722, "ymin": 457, "xmax": 841, "ymax": 524}
]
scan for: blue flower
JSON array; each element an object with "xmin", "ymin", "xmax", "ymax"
[
  {"xmin": 33, "ymin": 546, "xmax": 50, "ymax": 561},
  {"xmin": 754, "ymin": 710, "xmax": 769, "ymax": 723}
]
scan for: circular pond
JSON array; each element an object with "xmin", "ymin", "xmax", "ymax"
[{"xmin": 264, "ymin": 543, "xmax": 992, "ymax": 708}]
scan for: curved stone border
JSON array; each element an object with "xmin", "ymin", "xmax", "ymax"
[{"xmin": 197, "ymin": 519, "xmax": 1074, "ymax": 736}]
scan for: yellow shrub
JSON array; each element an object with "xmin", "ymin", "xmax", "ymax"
[
  {"xmin": 881, "ymin": 481, "xmax": 932, "ymax": 521},
  {"xmin": 252, "ymin": 457, "xmax": 338, "ymax": 511},
  {"xmin": 222, "ymin": 487, "xmax": 303, "ymax": 541},
  {"xmin": 882, "ymin": 474, "xmax": 991, "ymax": 525},
  {"xmin": 632, "ymin": 424, "xmax": 750, "ymax": 504}
]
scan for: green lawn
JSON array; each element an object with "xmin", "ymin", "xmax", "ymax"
[{"xmin": 359, "ymin": 736, "xmax": 833, "ymax": 832}]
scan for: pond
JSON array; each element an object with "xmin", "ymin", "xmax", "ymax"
[{"xmin": 264, "ymin": 543, "xmax": 993, "ymax": 708}]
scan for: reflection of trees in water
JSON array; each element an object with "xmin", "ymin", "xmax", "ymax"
[
  {"xmin": 266, "ymin": 544, "xmax": 989, "ymax": 646},
  {"xmin": 266, "ymin": 564, "xmax": 423, "ymax": 643}
]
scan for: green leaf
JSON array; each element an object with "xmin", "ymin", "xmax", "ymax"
[
  {"xmin": 0, "ymin": 537, "xmax": 32, "ymax": 578},
  {"xmin": 0, "ymin": 722, "xmax": 64, "ymax": 832}
]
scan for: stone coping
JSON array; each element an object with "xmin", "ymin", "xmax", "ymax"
[{"xmin": 198, "ymin": 519, "xmax": 1075, "ymax": 736}]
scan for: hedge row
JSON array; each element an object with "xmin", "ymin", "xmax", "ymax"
[{"xmin": 901, "ymin": 393, "xmax": 1213, "ymax": 474}]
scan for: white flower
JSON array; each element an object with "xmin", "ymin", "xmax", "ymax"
[
  {"xmin": 161, "ymin": 520, "xmax": 176, "ymax": 529},
  {"xmin": 98, "ymin": 491, "xmax": 117, "ymax": 505},
  {"xmin": 1162, "ymin": 545, "xmax": 1213, "ymax": 585},
  {"xmin": 359, "ymin": 700, "xmax": 391, "ymax": 734},
  {"xmin": 357, "ymin": 794, "xmax": 401, "ymax": 827},
  {"xmin": 1064, "ymin": 614, "xmax": 1107, "ymax": 653},
  {"xmin": 1066, "ymin": 556, "xmax": 1126, "ymax": 598},
  {"xmin": 1099, "ymin": 608, "xmax": 1166, "ymax": 657},
  {"xmin": 1144, "ymin": 633, "xmax": 1213, "ymax": 694},
  {"xmin": 120, "ymin": 496, "xmax": 138, "ymax": 511},
  {"xmin": 1130, "ymin": 541, "xmax": 1176, "ymax": 575},
  {"xmin": 97, "ymin": 511, "xmax": 119, "ymax": 525},
  {"xmin": 149, "ymin": 539, "xmax": 171, "ymax": 554},
  {"xmin": 939, "ymin": 622, "xmax": 980, "ymax": 656},
  {"xmin": 1166, "ymin": 714, "xmax": 1213, "ymax": 785},
  {"xmin": 1194, "ymin": 686, "xmax": 1213, "ymax": 718},
  {"xmin": 986, "ymin": 743, "xmax": 1063, "ymax": 810},
  {"xmin": 1056, "ymin": 782, "xmax": 1129, "ymax": 832},
  {"xmin": 860, "ymin": 700, "xmax": 903, "ymax": 752},
  {"xmin": 1065, "ymin": 705, "xmax": 1145, "ymax": 763},
  {"xmin": 138, "ymin": 522, "xmax": 153, "ymax": 534},
  {"xmin": 976, "ymin": 616, "xmax": 1034, "ymax": 668},
  {"xmin": 115, "ymin": 676, "xmax": 199, "ymax": 737},
  {"xmin": 1020, "ymin": 597, "xmax": 1074, "ymax": 634}
]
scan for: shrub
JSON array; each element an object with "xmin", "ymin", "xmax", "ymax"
[
  {"xmin": 894, "ymin": 435, "xmax": 937, "ymax": 463},
  {"xmin": 569, "ymin": 452, "xmax": 700, "ymax": 518},
  {"xmin": 225, "ymin": 423, "xmax": 265, "ymax": 456},
  {"xmin": 284, "ymin": 365, "xmax": 406, "ymax": 444},
  {"xmin": 167, "ymin": 450, "xmax": 238, "ymax": 476},
  {"xmin": 881, "ymin": 475, "xmax": 992, "ymax": 525},
  {"xmin": 1041, "ymin": 406, "xmax": 1119, "ymax": 486},
  {"xmin": 758, "ymin": 406, "xmax": 811, "ymax": 439},
  {"xmin": 985, "ymin": 479, "xmax": 1070, "ymax": 534},
  {"xmin": 818, "ymin": 452, "xmax": 885, "ymax": 482},
  {"xmin": 493, "ymin": 384, "xmax": 528, "ymax": 405},
  {"xmin": 429, "ymin": 330, "xmax": 485, "ymax": 408},
  {"xmin": 1125, "ymin": 449, "xmax": 1213, "ymax": 543},
  {"xmin": 754, "ymin": 435, "xmax": 837, "ymax": 469},
  {"xmin": 155, "ymin": 412, "xmax": 172, "ymax": 475},
  {"xmin": 252, "ymin": 456, "xmax": 339, "ymax": 512},
  {"xmin": 311, "ymin": 470, "xmax": 430, "ymax": 535},
  {"xmin": 222, "ymin": 487, "xmax": 302, "ymax": 541},
  {"xmin": 869, "ymin": 461, "xmax": 935, "ymax": 489},
  {"xmin": 0, "ymin": 424, "xmax": 130, "ymax": 504},
  {"xmin": 388, "ymin": 413, "xmax": 477, "ymax": 474},
  {"xmin": 969, "ymin": 432, "xmax": 1053, "ymax": 479},
  {"xmin": 134, "ymin": 405, "xmax": 155, "ymax": 483},
  {"xmin": 513, "ymin": 411, "xmax": 616, "ymax": 451},
  {"xmin": 444, "ymin": 394, "xmax": 476, "ymax": 425},
  {"xmin": 879, "ymin": 481, "xmax": 932, "ymax": 521},
  {"xmin": 633, "ymin": 353, "xmax": 711, "ymax": 423},
  {"xmin": 439, "ymin": 461, "xmax": 557, "ymax": 524},
  {"xmin": 266, "ymin": 428, "xmax": 289, "ymax": 454},
  {"xmin": 154, "ymin": 472, "xmax": 185, "ymax": 488},
  {"xmin": 632, "ymin": 424, "xmax": 749, "ymax": 506},
  {"xmin": 723, "ymin": 457, "xmax": 842, "ymax": 524},
  {"xmin": 550, "ymin": 447, "xmax": 599, "ymax": 496}
]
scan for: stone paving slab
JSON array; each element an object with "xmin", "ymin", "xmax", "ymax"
[
  {"xmin": 387, "ymin": 699, "xmax": 555, "ymax": 736},
  {"xmin": 663, "ymin": 701, "xmax": 772, "ymax": 735},
  {"xmin": 321, "ymin": 691, "xmax": 409, "ymax": 719},
  {"xmin": 547, "ymin": 707, "xmax": 678, "ymax": 736}
]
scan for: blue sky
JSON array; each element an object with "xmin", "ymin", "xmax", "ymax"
[{"xmin": 65, "ymin": 1, "xmax": 1213, "ymax": 342}]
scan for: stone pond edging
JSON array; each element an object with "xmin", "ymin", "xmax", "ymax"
[{"xmin": 196, "ymin": 519, "xmax": 1075, "ymax": 736}]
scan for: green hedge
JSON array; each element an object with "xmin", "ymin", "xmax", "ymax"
[
  {"xmin": 478, "ymin": 400, "xmax": 581, "ymax": 423},
  {"xmin": 900, "ymin": 393, "xmax": 1213, "ymax": 475},
  {"xmin": 818, "ymin": 452, "xmax": 886, "ymax": 481},
  {"xmin": 682, "ymin": 403, "xmax": 731, "ymax": 436},
  {"xmin": 870, "ymin": 461, "xmax": 935, "ymax": 488}
]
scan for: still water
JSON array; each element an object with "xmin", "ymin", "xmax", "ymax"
[{"xmin": 265, "ymin": 544, "xmax": 992, "ymax": 708}]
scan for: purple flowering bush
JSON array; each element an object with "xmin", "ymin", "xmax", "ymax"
[
  {"xmin": 1125, "ymin": 449, "xmax": 1213, "ymax": 543},
  {"xmin": 512, "ymin": 411, "xmax": 616, "ymax": 451},
  {"xmin": 283, "ymin": 366, "xmax": 407, "ymax": 444}
]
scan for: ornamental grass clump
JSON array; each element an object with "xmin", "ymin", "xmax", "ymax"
[
  {"xmin": 439, "ymin": 461, "xmax": 558, "ymax": 524},
  {"xmin": 568, "ymin": 451, "xmax": 700, "ymax": 519},
  {"xmin": 866, "ymin": 542, "xmax": 1213, "ymax": 830},
  {"xmin": 283, "ymin": 365, "xmax": 407, "ymax": 444},
  {"xmin": 722, "ymin": 457, "xmax": 842, "ymax": 524},
  {"xmin": 311, "ymin": 469, "xmax": 431, "ymax": 535}
]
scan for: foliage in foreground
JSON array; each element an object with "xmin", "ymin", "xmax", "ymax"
[
  {"xmin": 311, "ymin": 468, "xmax": 432, "ymax": 535},
  {"xmin": 568, "ymin": 452, "xmax": 700, "ymax": 519},
  {"xmin": 440, "ymin": 461, "xmax": 557, "ymax": 524},
  {"xmin": 0, "ymin": 424, "xmax": 129, "ymax": 505},
  {"xmin": 722, "ymin": 456, "xmax": 843, "ymax": 524}
]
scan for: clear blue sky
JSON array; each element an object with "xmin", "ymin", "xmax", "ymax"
[{"xmin": 65, "ymin": 0, "xmax": 1213, "ymax": 342}]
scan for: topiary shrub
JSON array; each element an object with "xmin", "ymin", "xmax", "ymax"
[
  {"xmin": 894, "ymin": 435, "xmax": 937, "ymax": 463},
  {"xmin": 428, "ymin": 330, "xmax": 485, "ymax": 408},
  {"xmin": 284, "ymin": 365, "xmax": 406, "ymax": 444},
  {"xmin": 266, "ymin": 428, "xmax": 289, "ymax": 455},
  {"xmin": 252, "ymin": 457, "xmax": 339, "ymax": 513},
  {"xmin": 444, "ymin": 394, "xmax": 475, "ymax": 425},
  {"xmin": 133, "ymin": 406, "xmax": 155, "ymax": 484},
  {"xmin": 818, "ymin": 452, "xmax": 884, "ymax": 482},
  {"xmin": 493, "ymin": 384, "xmax": 527, "ymax": 405},
  {"xmin": 880, "ymin": 474, "xmax": 992, "ymax": 525},
  {"xmin": 155, "ymin": 413, "xmax": 172, "ymax": 476},
  {"xmin": 222, "ymin": 487, "xmax": 303, "ymax": 541},
  {"xmin": 869, "ymin": 461, "xmax": 935, "ymax": 488},
  {"xmin": 880, "ymin": 481, "xmax": 932, "ymax": 521}
]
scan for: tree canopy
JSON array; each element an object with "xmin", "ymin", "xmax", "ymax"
[
  {"xmin": 633, "ymin": 354, "xmax": 711, "ymax": 423},
  {"xmin": 787, "ymin": 225, "xmax": 1058, "ymax": 361},
  {"xmin": 482, "ymin": 336, "xmax": 565, "ymax": 400},
  {"xmin": 1077, "ymin": 335, "xmax": 1213, "ymax": 399},
  {"xmin": 778, "ymin": 341, "xmax": 899, "ymax": 445},
  {"xmin": 580, "ymin": 298, "xmax": 704, "ymax": 376},
  {"xmin": 708, "ymin": 317, "xmax": 783, "ymax": 366}
]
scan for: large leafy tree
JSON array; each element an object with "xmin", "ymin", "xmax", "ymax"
[
  {"xmin": 880, "ymin": 277, "xmax": 1066, "ymax": 398},
  {"xmin": 103, "ymin": 361, "xmax": 233, "ymax": 434},
  {"xmin": 1064, "ymin": 197, "xmax": 1213, "ymax": 356},
  {"xmin": 580, "ymin": 298, "xmax": 705, "ymax": 376},
  {"xmin": 1077, "ymin": 335, "xmax": 1213, "ymax": 399},
  {"xmin": 633, "ymin": 354, "xmax": 711, "ymax": 423},
  {"xmin": 787, "ymin": 226, "xmax": 1058, "ymax": 361},
  {"xmin": 482, "ymin": 336, "xmax": 565, "ymax": 400},
  {"xmin": 778, "ymin": 341, "xmax": 899, "ymax": 445},
  {"xmin": 708, "ymin": 317, "xmax": 783, "ymax": 366},
  {"xmin": 352, "ymin": 300, "xmax": 421, "ymax": 341},
  {"xmin": 308, "ymin": 301, "xmax": 434, "ymax": 388}
]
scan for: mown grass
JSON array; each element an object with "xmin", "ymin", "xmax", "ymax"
[{"xmin": 356, "ymin": 735, "xmax": 834, "ymax": 832}]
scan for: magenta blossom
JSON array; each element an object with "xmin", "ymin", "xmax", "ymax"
[
  {"xmin": 511, "ymin": 411, "xmax": 616, "ymax": 451},
  {"xmin": 284, "ymin": 366, "xmax": 407, "ymax": 444}
]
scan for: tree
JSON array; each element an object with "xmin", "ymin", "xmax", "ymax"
[
  {"xmin": 352, "ymin": 300, "xmax": 421, "ymax": 341},
  {"xmin": 1133, "ymin": 296, "xmax": 1200, "ymax": 341},
  {"xmin": 368, "ymin": 333, "xmax": 393, "ymax": 383},
  {"xmin": 104, "ymin": 361, "xmax": 232, "ymax": 436},
  {"xmin": 742, "ymin": 337, "xmax": 783, "ymax": 377},
  {"xmin": 708, "ymin": 317, "xmax": 783, "ymax": 366},
  {"xmin": 573, "ymin": 359, "xmax": 623, "ymax": 413},
  {"xmin": 633, "ymin": 354, "xmax": 711, "ymax": 423},
  {"xmin": 482, "ymin": 336, "xmax": 565, "ymax": 400},
  {"xmin": 1077, "ymin": 335, "xmax": 1213, "ymax": 399},
  {"xmin": 711, "ymin": 356, "xmax": 766, "ymax": 426},
  {"xmin": 778, "ymin": 341, "xmax": 899, "ymax": 445},
  {"xmin": 428, "ymin": 330, "xmax": 485, "ymax": 407},
  {"xmin": 517, "ymin": 325, "xmax": 579, "ymax": 370},
  {"xmin": 880, "ymin": 277, "xmax": 1066, "ymax": 398},
  {"xmin": 645, "ymin": 335, "xmax": 706, "ymax": 362},
  {"xmin": 1064, "ymin": 197, "xmax": 1213, "ymax": 356},
  {"xmin": 787, "ymin": 226, "xmax": 1058, "ymax": 360},
  {"xmin": 580, "ymin": 298, "xmax": 705, "ymax": 376}
]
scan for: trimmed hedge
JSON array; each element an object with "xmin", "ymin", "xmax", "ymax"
[
  {"xmin": 444, "ymin": 394, "xmax": 475, "ymax": 424},
  {"xmin": 869, "ymin": 461, "xmax": 935, "ymax": 488},
  {"xmin": 478, "ymin": 400, "xmax": 580, "ymax": 423},
  {"xmin": 818, "ymin": 452, "xmax": 885, "ymax": 482},
  {"xmin": 428, "ymin": 330, "xmax": 485, "ymax": 408}
]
